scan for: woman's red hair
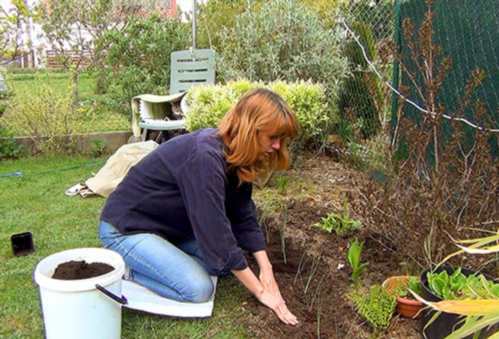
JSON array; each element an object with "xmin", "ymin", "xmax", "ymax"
[{"xmin": 218, "ymin": 88, "xmax": 299, "ymax": 183}]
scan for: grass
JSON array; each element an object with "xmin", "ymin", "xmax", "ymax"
[
  {"xmin": 1, "ymin": 71, "xmax": 129, "ymax": 136},
  {"xmin": 0, "ymin": 155, "xmax": 249, "ymax": 338}
]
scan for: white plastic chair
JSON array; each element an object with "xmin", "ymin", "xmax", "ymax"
[{"xmin": 131, "ymin": 49, "xmax": 215, "ymax": 141}]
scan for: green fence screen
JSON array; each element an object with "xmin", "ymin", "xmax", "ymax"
[{"xmin": 391, "ymin": 0, "xmax": 498, "ymax": 156}]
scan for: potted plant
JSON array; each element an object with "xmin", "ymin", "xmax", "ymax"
[
  {"xmin": 419, "ymin": 265, "xmax": 499, "ymax": 339},
  {"xmin": 415, "ymin": 232, "xmax": 499, "ymax": 339},
  {"xmin": 382, "ymin": 275, "xmax": 424, "ymax": 319}
]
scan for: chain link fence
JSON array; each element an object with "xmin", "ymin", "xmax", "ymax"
[{"xmin": 337, "ymin": 0, "xmax": 395, "ymax": 141}]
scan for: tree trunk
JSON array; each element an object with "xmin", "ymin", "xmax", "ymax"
[{"xmin": 70, "ymin": 68, "xmax": 79, "ymax": 110}]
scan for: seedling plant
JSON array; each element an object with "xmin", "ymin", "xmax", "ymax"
[
  {"xmin": 314, "ymin": 202, "xmax": 362, "ymax": 236},
  {"xmin": 347, "ymin": 238, "xmax": 367, "ymax": 284}
]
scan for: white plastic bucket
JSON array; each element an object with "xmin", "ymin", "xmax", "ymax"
[{"xmin": 34, "ymin": 248, "xmax": 126, "ymax": 339}]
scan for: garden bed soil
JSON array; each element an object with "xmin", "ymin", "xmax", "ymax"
[
  {"xmin": 52, "ymin": 260, "xmax": 114, "ymax": 280},
  {"xmin": 241, "ymin": 153, "xmax": 422, "ymax": 338}
]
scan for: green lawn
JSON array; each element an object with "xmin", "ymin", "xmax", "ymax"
[
  {"xmin": 0, "ymin": 155, "xmax": 249, "ymax": 338},
  {"xmin": 1, "ymin": 72, "xmax": 129, "ymax": 136}
]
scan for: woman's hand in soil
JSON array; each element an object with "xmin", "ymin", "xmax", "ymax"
[{"xmin": 257, "ymin": 290, "xmax": 298, "ymax": 326}]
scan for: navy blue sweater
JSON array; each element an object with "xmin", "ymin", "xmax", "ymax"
[{"xmin": 101, "ymin": 128, "xmax": 266, "ymax": 275}]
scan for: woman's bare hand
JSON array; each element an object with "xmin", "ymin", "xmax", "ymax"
[{"xmin": 256, "ymin": 289, "xmax": 299, "ymax": 326}]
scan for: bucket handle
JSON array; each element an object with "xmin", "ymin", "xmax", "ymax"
[{"xmin": 96, "ymin": 284, "xmax": 128, "ymax": 305}]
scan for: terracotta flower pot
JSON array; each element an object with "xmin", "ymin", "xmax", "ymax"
[{"xmin": 382, "ymin": 275, "xmax": 423, "ymax": 319}]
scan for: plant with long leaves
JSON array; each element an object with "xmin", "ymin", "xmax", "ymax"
[{"xmin": 347, "ymin": 238, "xmax": 368, "ymax": 284}]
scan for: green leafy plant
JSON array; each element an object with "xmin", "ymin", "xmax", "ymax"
[
  {"xmin": 89, "ymin": 139, "xmax": 106, "ymax": 158},
  {"xmin": 350, "ymin": 285, "xmax": 397, "ymax": 330},
  {"xmin": 0, "ymin": 82, "xmax": 79, "ymax": 153},
  {"xmin": 0, "ymin": 101, "xmax": 6, "ymax": 116},
  {"xmin": 427, "ymin": 269, "xmax": 499, "ymax": 301},
  {"xmin": 0, "ymin": 125, "xmax": 23, "ymax": 160},
  {"xmin": 314, "ymin": 202, "xmax": 362, "ymax": 236},
  {"xmin": 96, "ymin": 14, "xmax": 190, "ymax": 115},
  {"xmin": 347, "ymin": 238, "xmax": 368, "ymax": 284},
  {"xmin": 217, "ymin": 0, "xmax": 349, "ymax": 99},
  {"xmin": 415, "ymin": 231, "xmax": 499, "ymax": 339},
  {"xmin": 395, "ymin": 276, "xmax": 423, "ymax": 298},
  {"xmin": 274, "ymin": 175, "xmax": 289, "ymax": 195}
]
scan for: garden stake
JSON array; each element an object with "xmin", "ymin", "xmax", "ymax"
[
  {"xmin": 308, "ymin": 271, "xmax": 327, "ymax": 311},
  {"xmin": 293, "ymin": 251, "xmax": 308, "ymax": 285},
  {"xmin": 304, "ymin": 255, "xmax": 322, "ymax": 295},
  {"xmin": 316, "ymin": 297, "xmax": 321, "ymax": 339},
  {"xmin": 280, "ymin": 207, "xmax": 288, "ymax": 264}
]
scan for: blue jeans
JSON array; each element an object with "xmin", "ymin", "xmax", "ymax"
[{"xmin": 99, "ymin": 221, "xmax": 214, "ymax": 303}]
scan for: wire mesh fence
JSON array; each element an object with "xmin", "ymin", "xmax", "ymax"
[{"xmin": 337, "ymin": 0, "xmax": 395, "ymax": 141}]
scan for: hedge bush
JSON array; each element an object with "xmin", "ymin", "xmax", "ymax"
[
  {"xmin": 0, "ymin": 83, "xmax": 127, "ymax": 153},
  {"xmin": 185, "ymin": 80, "xmax": 330, "ymax": 146},
  {"xmin": 0, "ymin": 83, "xmax": 77, "ymax": 153},
  {"xmin": 0, "ymin": 125, "xmax": 23, "ymax": 160}
]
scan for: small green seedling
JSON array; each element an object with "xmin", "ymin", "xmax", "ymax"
[
  {"xmin": 313, "ymin": 202, "xmax": 362, "ymax": 236},
  {"xmin": 274, "ymin": 175, "xmax": 289, "ymax": 194},
  {"xmin": 347, "ymin": 238, "xmax": 367, "ymax": 284}
]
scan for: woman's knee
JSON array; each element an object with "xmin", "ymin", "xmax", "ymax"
[{"xmin": 184, "ymin": 276, "xmax": 214, "ymax": 303}]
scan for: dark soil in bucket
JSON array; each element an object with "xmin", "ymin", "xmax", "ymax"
[{"xmin": 52, "ymin": 260, "xmax": 114, "ymax": 280}]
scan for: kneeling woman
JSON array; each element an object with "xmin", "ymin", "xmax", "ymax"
[{"xmin": 99, "ymin": 89, "xmax": 299, "ymax": 325}]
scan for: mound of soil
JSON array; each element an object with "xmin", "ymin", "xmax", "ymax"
[
  {"xmin": 242, "ymin": 154, "xmax": 422, "ymax": 338},
  {"xmin": 52, "ymin": 260, "xmax": 114, "ymax": 280}
]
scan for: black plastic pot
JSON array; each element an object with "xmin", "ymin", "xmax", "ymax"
[
  {"xmin": 420, "ymin": 265, "xmax": 497, "ymax": 339},
  {"xmin": 11, "ymin": 231, "xmax": 34, "ymax": 256}
]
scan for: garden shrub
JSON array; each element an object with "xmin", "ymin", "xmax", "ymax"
[
  {"xmin": 185, "ymin": 80, "xmax": 329, "ymax": 146},
  {"xmin": 95, "ymin": 14, "xmax": 190, "ymax": 116},
  {"xmin": 217, "ymin": 0, "xmax": 349, "ymax": 100},
  {"xmin": 0, "ymin": 125, "xmax": 23, "ymax": 159},
  {"xmin": 0, "ymin": 83, "xmax": 81, "ymax": 153},
  {"xmin": 365, "ymin": 8, "xmax": 498, "ymax": 267},
  {"xmin": 196, "ymin": 0, "xmax": 263, "ymax": 53},
  {"xmin": 338, "ymin": 21, "xmax": 383, "ymax": 139},
  {"xmin": 350, "ymin": 285, "xmax": 396, "ymax": 330},
  {"xmin": 0, "ymin": 101, "xmax": 6, "ymax": 115}
]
